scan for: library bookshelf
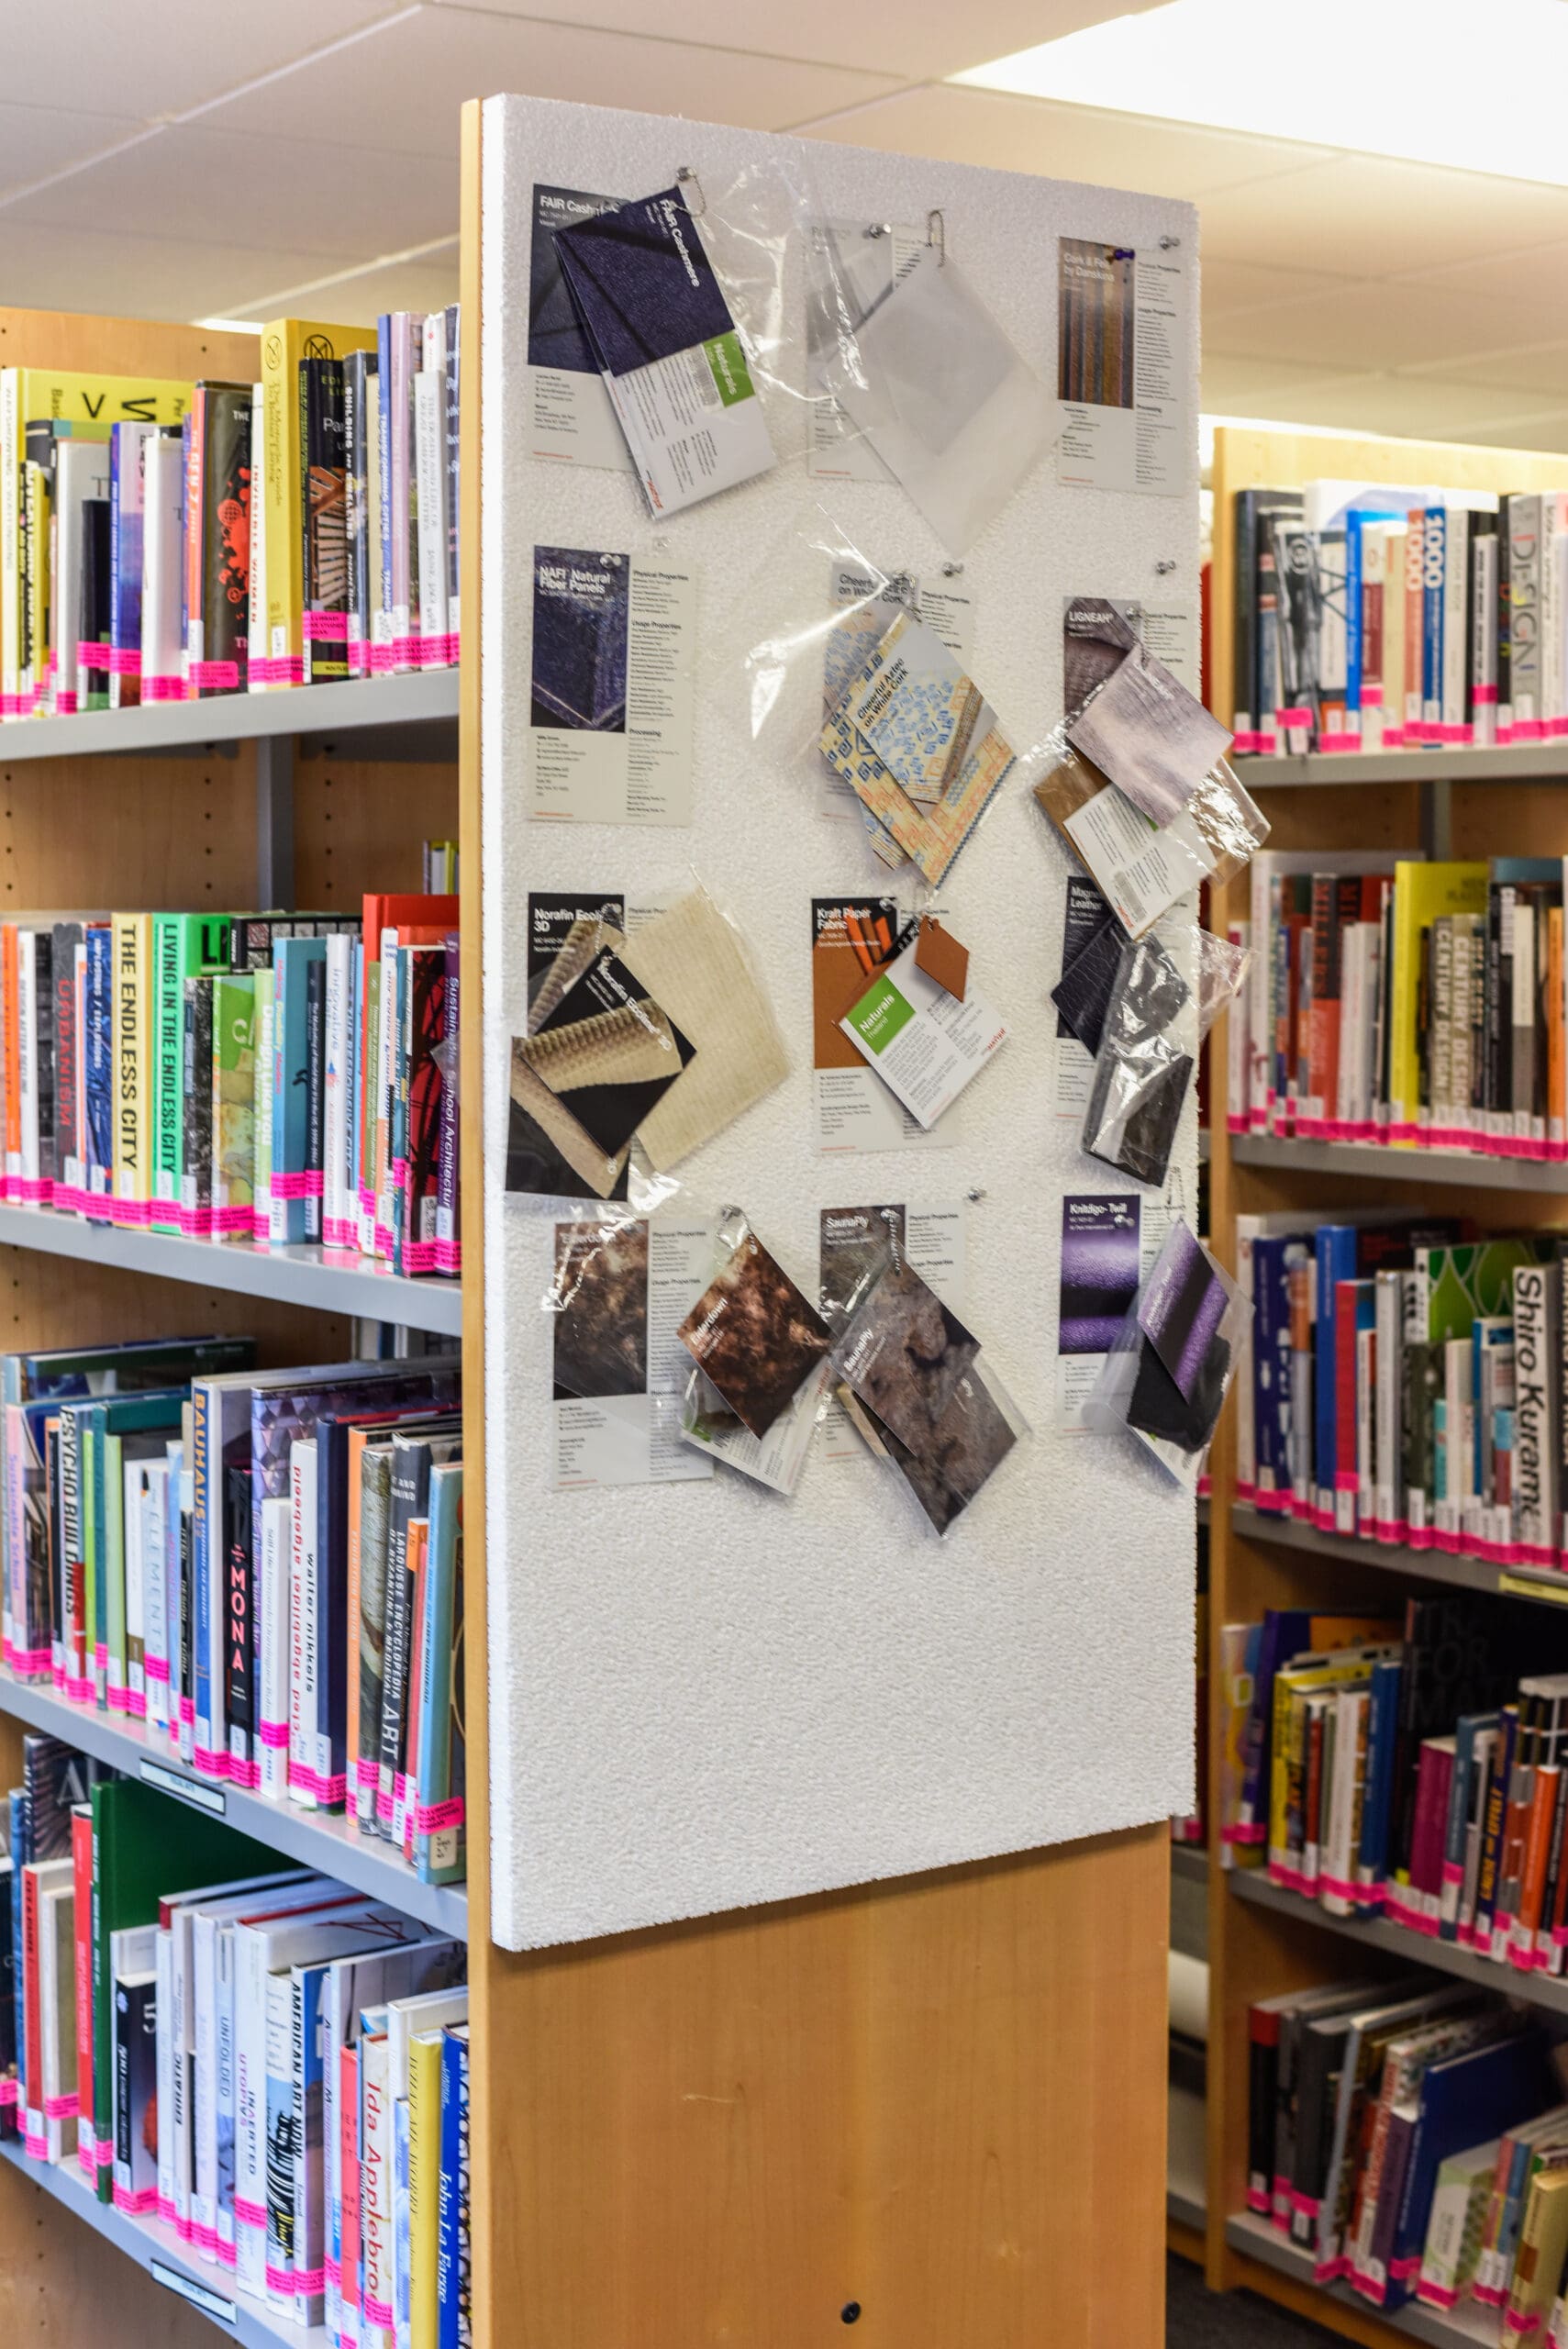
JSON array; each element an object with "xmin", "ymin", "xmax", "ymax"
[
  {"xmin": 0, "ymin": 103, "xmax": 1176, "ymax": 2349},
  {"xmin": 1202, "ymin": 422, "xmax": 1568, "ymax": 2344}
]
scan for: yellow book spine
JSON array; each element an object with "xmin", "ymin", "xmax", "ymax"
[
  {"xmin": 259, "ymin": 320, "xmax": 376, "ymax": 690},
  {"xmin": 407, "ymin": 2030, "xmax": 443, "ymax": 2349},
  {"xmin": 2, "ymin": 373, "xmax": 188, "ymax": 718},
  {"xmin": 111, "ymin": 912, "xmax": 152, "ymax": 1216},
  {"xmin": 1388, "ymin": 862, "xmax": 1489, "ymax": 1141}
]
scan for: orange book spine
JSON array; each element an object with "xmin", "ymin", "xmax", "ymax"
[{"xmin": 1517, "ymin": 1764, "xmax": 1559, "ymax": 1954}]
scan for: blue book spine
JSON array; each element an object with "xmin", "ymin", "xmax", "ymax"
[
  {"xmin": 1438, "ymin": 1714, "xmax": 1480, "ymax": 1941},
  {"xmin": 437, "ymin": 2028, "xmax": 464, "ymax": 2349},
  {"xmin": 1239, "ymin": 1608, "xmax": 1312, "ymax": 1835},
  {"xmin": 1356, "ymin": 1655, "xmax": 1402, "ymax": 1905},
  {"xmin": 84, "ymin": 927, "xmax": 115, "ymax": 1219},
  {"xmin": 1315, "ymin": 1226, "xmax": 1361, "ymax": 1520},
  {"xmin": 1387, "ymin": 2035, "xmax": 1551, "ymax": 2309},
  {"xmin": 1251, "ymin": 1237, "xmax": 1290, "ymax": 1508},
  {"xmin": 1422, "ymin": 505, "xmax": 1446, "ymax": 725},
  {"xmin": 1345, "ymin": 515, "xmax": 1364, "ymax": 718}
]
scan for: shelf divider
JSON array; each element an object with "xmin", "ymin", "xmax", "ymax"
[{"xmin": 0, "ymin": 669, "xmax": 458, "ymax": 763}]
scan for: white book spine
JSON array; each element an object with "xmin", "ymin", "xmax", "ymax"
[
  {"xmin": 1356, "ymin": 1323, "xmax": 1376, "ymax": 1536},
  {"xmin": 1515, "ymin": 900, "xmax": 1537, "ymax": 1149},
  {"xmin": 324, "ymin": 934, "xmax": 351, "ymax": 1249},
  {"xmin": 234, "ymin": 1927, "xmax": 268, "ymax": 2295},
  {"xmin": 259, "ymin": 1494, "xmax": 291, "ymax": 1802},
  {"xmin": 360, "ymin": 2030, "xmax": 395, "ymax": 2346},
  {"xmin": 144, "ymin": 1464, "xmax": 168, "ymax": 1733},
  {"xmin": 1473, "ymin": 529, "xmax": 1498, "ymax": 747},
  {"xmin": 366, "ymin": 369, "xmax": 390, "ymax": 672},
  {"xmin": 140, "ymin": 434, "xmax": 184, "ymax": 698},
  {"xmin": 177, "ymin": 1449, "xmax": 195, "ymax": 1765},
  {"xmin": 288, "ymin": 1443, "xmax": 319, "ymax": 1809},
  {"xmin": 414, "ymin": 372, "xmax": 449, "ymax": 663},
  {"xmin": 193, "ymin": 1910, "xmax": 219, "ymax": 2260},
  {"xmin": 1373, "ymin": 1273, "xmax": 1401, "ymax": 1536},
  {"xmin": 216, "ymin": 1924, "xmax": 239, "ymax": 2270},
  {"xmin": 1514, "ymin": 1263, "xmax": 1560, "ymax": 1558},
  {"xmin": 68, "ymin": 941, "xmax": 87, "ymax": 1204},
  {"xmin": 1405, "ymin": 510, "xmax": 1427, "ymax": 736},
  {"xmin": 155, "ymin": 1928, "xmax": 175, "ymax": 2223},
  {"xmin": 124, "ymin": 1459, "xmax": 145, "ymax": 1720},
  {"xmin": 1439, "ymin": 1338, "xmax": 1471, "ymax": 1540},
  {"xmin": 172, "ymin": 1910, "xmax": 195, "ymax": 2242}
]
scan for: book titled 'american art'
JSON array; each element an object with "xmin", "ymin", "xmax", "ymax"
[{"xmin": 553, "ymin": 184, "xmax": 774, "ymax": 518}]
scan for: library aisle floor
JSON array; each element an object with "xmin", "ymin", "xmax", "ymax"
[{"xmin": 1169, "ymin": 2259, "xmax": 1339, "ymax": 2347}]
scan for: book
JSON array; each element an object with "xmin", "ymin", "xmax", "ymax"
[{"xmin": 258, "ymin": 320, "xmax": 376, "ymax": 688}]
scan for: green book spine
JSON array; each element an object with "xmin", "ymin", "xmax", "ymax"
[
  {"xmin": 150, "ymin": 913, "xmax": 231, "ymax": 1232},
  {"xmin": 104, "ymin": 1433, "xmax": 126, "ymax": 1715},
  {"xmin": 90, "ymin": 1778, "xmax": 278, "ymax": 2202},
  {"xmin": 251, "ymin": 969, "xmax": 273, "ymax": 1246},
  {"xmin": 210, "ymin": 971, "xmax": 256, "ymax": 1237}
]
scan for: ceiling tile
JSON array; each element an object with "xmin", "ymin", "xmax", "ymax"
[
  {"xmin": 1200, "ymin": 351, "xmax": 1373, "ymax": 410},
  {"xmin": 1395, "ymin": 239, "xmax": 1568, "ymax": 315},
  {"xmin": 801, "ymin": 85, "xmax": 1329, "ymax": 197},
  {"xmin": 2, "ymin": 123, "xmax": 458, "ymax": 258},
  {"xmin": 234, "ymin": 254, "xmax": 462, "ymax": 327},
  {"xmin": 1198, "ymin": 153, "xmax": 1568, "ymax": 277},
  {"xmin": 1206, "ymin": 367, "xmax": 1568, "ymax": 444},
  {"xmin": 1201, "ymin": 257, "xmax": 1362, "ymax": 318},
  {"xmin": 205, "ymin": 5, "xmax": 904, "ymax": 154},
  {"xmin": 421, "ymin": 0, "xmax": 1163, "ymax": 82},
  {"xmin": 0, "ymin": 225, "xmax": 361, "ymax": 323},
  {"xmin": 0, "ymin": 102, "xmax": 145, "ymax": 199},
  {"xmin": 1206, "ymin": 278, "xmax": 1531, "ymax": 373},
  {"xmin": 1420, "ymin": 340, "xmax": 1568, "ymax": 396},
  {"xmin": 1, "ymin": 0, "xmax": 404, "ymax": 123}
]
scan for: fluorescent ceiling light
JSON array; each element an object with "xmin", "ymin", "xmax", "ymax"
[
  {"xmin": 194, "ymin": 317, "xmax": 263, "ymax": 333},
  {"xmin": 953, "ymin": 0, "xmax": 1568, "ymax": 186}
]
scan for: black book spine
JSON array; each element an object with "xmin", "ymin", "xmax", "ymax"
[
  {"xmin": 179, "ymin": 1501, "xmax": 195, "ymax": 1745},
  {"xmin": 1248, "ymin": 2023, "xmax": 1278, "ymax": 2207},
  {"xmin": 198, "ymin": 384, "xmax": 251, "ymax": 696},
  {"xmin": 223, "ymin": 1462, "xmax": 254, "ymax": 1745},
  {"xmin": 80, "ymin": 498, "xmax": 112, "ymax": 711},
  {"xmin": 301, "ymin": 358, "xmax": 348, "ymax": 685},
  {"xmin": 304, "ymin": 956, "xmax": 325, "ymax": 1243},
  {"xmin": 114, "ymin": 1983, "xmax": 133, "ymax": 2176},
  {"xmin": 33, "ymin": 930, "xmax": 54, "ymax": 1188}
]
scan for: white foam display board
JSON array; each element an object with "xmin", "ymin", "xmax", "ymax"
[{"xmin": 481, "ymin": 92, "xmax": 1201, "ymax": 1951}]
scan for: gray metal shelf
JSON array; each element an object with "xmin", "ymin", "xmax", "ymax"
[
  {"xmin": 0, "ymin": 1204, "xmax": 462, "ymax": 1336},
  {"xmin": 0, "ymin": 667, "xmax": 459, "ymax": 763},
  {"xmin": 1229, "ymin": 1866, "xmax": 1568, "ymax": 2018},
  {"xmin": 1171, "ymin": 1844, "xmax": 1209, "ymax": 1886},
  {"xmin": 0, "ymin": 2135, "xmax": 328, "ymax": 2347},
  {"xmin": 1230, "ymin": 1131, "xmax": 1568, "ymax": 1193},
  {"xmin": 0, "ymin": 1667, "xmax": 466, "ymax": 1940},
  {"xmin": 1229, "ymin": 1501, "xmax": 1568, "ymax": 1605},
  {"xmin": 1167, "ymin": 2186, "xmax": 1207, "ymax": 2235},
  {"xmin": 1226, "ymin": 2211, "xmax": 1499, "ymax": 2346},
  {"xmin": 1237, "ymin": 742, "xmax": 1568, "ymax": 787}
]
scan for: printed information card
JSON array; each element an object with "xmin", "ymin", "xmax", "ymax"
[
  {"xmin": 525, "ymin": 183, "xmax": 633, "ymax": 472},
  {"xmin": 1056, "ymin": 238, "xmax": 1193, "ymax": 498},
  {"xmin": 528, "ymin": 545, "xmax": 695, "ymax": 826},
  {"xmin": 550, "ymin": 1216, "xmax": 717, "ymax": 1488}
]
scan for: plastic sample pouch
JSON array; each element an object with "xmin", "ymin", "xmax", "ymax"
[
  {"xmin": 1086, "ymin": 1219, "xmax": 1248, "ymax": 1491},
  {"xmin": 553, "ymin": 184, "xmax": 775, "ymax": 518},
  {"xmin": 1082, "ymin": 925, "xmax": 1249, "ymax": 1187},
  {"xmin": 823, "ymin": 240, "xmax": 1052, "ymax": 554}
]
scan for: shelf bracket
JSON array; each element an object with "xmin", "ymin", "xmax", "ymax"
[{"xmin": 255, "ymin": 732, "xmax": 296, "ymax": 908}]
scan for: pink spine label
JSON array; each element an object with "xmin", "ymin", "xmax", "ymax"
[
  {"xmin": 189, "ymin": 659, "xmax": 240, "ymax": 689},
  {"xmin": 414, "ymin": 1795, "xmax": 465, "ymax": 1833},
  {"xmin": 258, "ymin": 1719, "xmax": 289, "ymax": 1749},
  {"xmin": 303, "ymin": 611, "xmax": 349, "ymax": 641}
]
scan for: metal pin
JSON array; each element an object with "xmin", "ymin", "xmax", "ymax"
[
  {"xmin": 1155, "ymin": 559, "xmax": 1177, "ymax": 576},
  {"xmin": 1159, "ymin": 234, "xmax": 1181, "ymax": 250},
  {"xmin": 675, "ymin": 166, "xmax": 706, "ymax": 217},
  {"xmin": 941, "ymin": 562, "xmax": 964, "ymax": 578},
  {"xmin": 864, "ymin": 223, "xmax": 890, "ymax": 240}
]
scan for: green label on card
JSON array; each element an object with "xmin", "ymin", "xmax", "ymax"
[
  {"xmin": 704, "ymin": 331, "xmax": 753, "ymax": 407},
  {"xmin": 846, "ymin": 978, "xmax": 915, "ymax": 1054}
]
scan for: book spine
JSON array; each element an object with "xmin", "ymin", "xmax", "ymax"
[
  {"xmin": 258, "ymin": 1493, "xmax": 292, "ymax": 1802},
  {"xmin": 435, "ymin": 937, "xmax": 461, "ymax": 1275}
]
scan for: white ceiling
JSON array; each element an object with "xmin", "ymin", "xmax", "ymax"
[{"xmin": 1, "ymin": 0, "xmax": 1565, "ymax": 452}]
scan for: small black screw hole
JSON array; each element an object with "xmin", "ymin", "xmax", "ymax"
[{"xmin": 840, "ymin": 2306, "xmax": 862, "ymax": 2326}]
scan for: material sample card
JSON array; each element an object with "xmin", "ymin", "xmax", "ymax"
[
  {"xmin": 511, "ymin": 943, "xmax": 694, "ymax": 1197},
  {"xmin": 817, "ymin": 1200, "xmax": 966, "ymax": 1459},
  {"xmin": 1066, "ymin": 638, "xmax": 1231, "ymax": 829},
  {"xmin": 1057, "ymin": 1194, "xmax": 1141, "ymax": 1431},
  {"xmin": 1056, "ymin": 237, "xmax": 1193, "ymax": 497},
  {"xmin": 528, "ymin": 546, "xmax": 695, "ymax": 826},
  {"xmin": 525, "ymin": 183, "xmax": 633, "ymax": 471},
  {"xmin": 553, "ymin": 184, "xmax": 774, "ymax": 517},
  {"xmin": 839, "ymin": 936, "xmax": 1006, "ymax": 1131},
  {"xmin": 811, "ymin": 899, "xmax": 960, "ymax": 1154},
  {"xmin": 618, "ymin": 886, "xmax": 789, "ymax": 1171},
  {"xmin": 550, "ymin": 1216, "xmax": 717, "ymax": 1487},
  {"xmin": 806, "ymin": 219, "xmax": 927, "ymax": 484},
  {"xmin": 677, "ymin": 1228, "xmax": 831, "ymax": 1441}
]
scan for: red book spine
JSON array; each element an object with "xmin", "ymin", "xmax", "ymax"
[
  {"xmin": 339, "ymin": 2043, "xmax": 361, "ymax": 2321},
  {"xmin": 72, "ymin": 1809, "xmax": 94, "ymax": 2163},
  {"xmin": 1336, "ymin": 1280, "xmax": 1361, "ymax": 1497},
  {"xmin": 20, "ymin": 1864, "xmax": 41, "ymax": 2147},
  {"xmin": 1409, "ymin": 1743, "xmax": 1455, "ymax": 1927}
]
